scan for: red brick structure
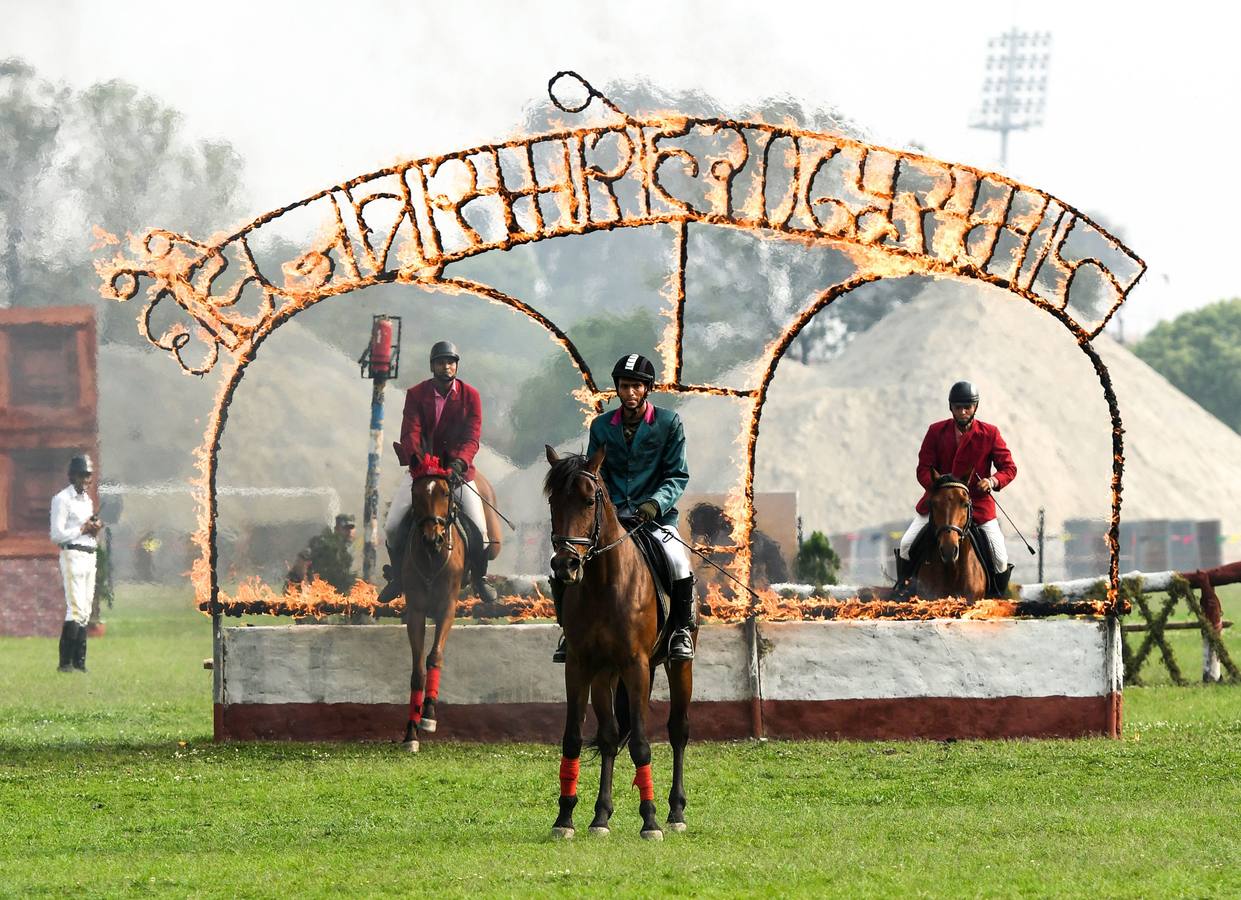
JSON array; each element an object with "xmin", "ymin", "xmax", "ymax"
[{"xmin": 0, "ymin": 307, "xmax": 98, "ymax": 637}]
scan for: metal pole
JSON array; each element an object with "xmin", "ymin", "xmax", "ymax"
[
  {"xmin": 362, "ymin": 377, "xmax": 387, "ymax": 584},
  {"xmin": 1037, "ymin": 506, "xmax": 1045, "ymax": 583}
]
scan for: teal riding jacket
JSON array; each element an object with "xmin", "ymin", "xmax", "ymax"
[{"xmin": 586, "ymin": 403, "xmax": 689, "ymax": 528}]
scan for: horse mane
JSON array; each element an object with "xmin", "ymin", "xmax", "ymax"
[{"xmin": 544, "ymin": 453, "xmax": 589, "ymax": 498}]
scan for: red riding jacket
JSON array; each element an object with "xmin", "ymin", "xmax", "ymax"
[
  {"xmin": 398, "ymin": 378, "xmax": 482, "ymax": 480},
  {"xmin": 914, "ymin": 418, "xmax": 1016, "ymax": 524}
]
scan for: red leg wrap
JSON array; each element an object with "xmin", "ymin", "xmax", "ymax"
[
  {"xmin": 632, "ymin": 763, "xmax": 655, "ymax": 801},
  {"xmin": 408, "ymin": 689, "xmax": 424, "ymax": 723},
  {"xmin": 425, "ymin": 666, "xmax": 441, "ymax": 701},
  {"xmin": 559, "ymin": 756, "xmax": 580, "ymax": 798}
]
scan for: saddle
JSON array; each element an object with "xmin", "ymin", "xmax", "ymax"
[
  {"xmin": 909, "ymin": 522, "xmax": 1003, "ymax": 599},
  {"xmin": 620, "ymin": 516, "xmax": 673, "ymax": 661}
]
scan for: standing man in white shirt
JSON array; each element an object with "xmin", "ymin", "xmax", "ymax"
[{"xmin": 50, "ymin": 454, "xmax": 102, "ymax": 673}]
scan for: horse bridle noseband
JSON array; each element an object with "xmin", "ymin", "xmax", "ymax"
[
  {"xmin": 412, "ymin": 474, "xmax": 460, "ymax": 587},
  {"xmin": 934, "ymin": 480, "xmax": 973, "ymax": 539},
  {"xmin": 550, "ymin": 470, "xmax": 633, "ymax": 564}
]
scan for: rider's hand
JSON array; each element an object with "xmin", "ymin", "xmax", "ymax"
[
  {"xmin": 977, "ymin": 477, "xmax": 993, "ymax": 493},
  {"xmin": 448, "ymin": 458, "xmax": 467, "ymax": 477},
  {"xmin": 635, "ymin": 501, "xmax": 660, "ymax": 523}
]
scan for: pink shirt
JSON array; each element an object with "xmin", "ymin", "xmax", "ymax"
[{"xmin": 433, "ymin": 380, "xmax": 458, "ymax": 427}]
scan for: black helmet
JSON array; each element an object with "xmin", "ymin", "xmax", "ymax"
[
  {"xmin": 611, "ymin": 353, "xmax": 657, "ymax": 386},
  {"xmin": 948, "ymin": 381, "xmax": 979, "ymax": 405},
  {"xmin": 429, "ymin": 340, "xmax": 459, "ymax": 363},
  {"xmin": 68, "ymin": 454, "xmax": 94, "ymax": 478}
]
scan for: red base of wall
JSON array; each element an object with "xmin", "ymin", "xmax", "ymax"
[
  {"xmin": 0, "ymin": 557, "xmax": 63, "ymax": 637},
  {"xmin": 215, "ymin": 693, "xmax": 1121, "ymax": 742}
]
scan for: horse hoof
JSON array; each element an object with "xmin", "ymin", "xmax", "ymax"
[
  {"xmin": 550, "ymin": 827, "xmax": 575, "ymax": 841},
  {"xmin": 401, "ymin": 739, "xmax": 419, "ymax": 753},
  {"xmin": 640, "ymin": 829, "xmax": 664, "ymax": 841},
  {"xmin": 666, "ymin": 821, "xmax": 687, "ymax": 833},
  {"xmin": 417, "ymin": 718, "xmax": 437, "ymax": 733},
  {"xmin": 588, "ymin": 826, "xmax": 610, "ymax": 837}
]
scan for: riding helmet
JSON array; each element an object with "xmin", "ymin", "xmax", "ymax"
[
  {"xmin": 68, "ymin": 454, "xmax": 94, "ymax": 478},
  {"xmin": 611, "ymin": 353, "xmax": 657, "ymax": 386},
  {"xmin": 429, "ymin": 340, "xmax": 459, "ymax": 363},
  {"xmin": 948, "ymin": 381, "xmax": 979, "ymax": 405}
]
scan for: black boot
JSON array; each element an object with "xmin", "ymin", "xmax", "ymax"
[
  {"xmin": 57, "ymin": 621, "xmax": 75, "ymax": 673},
  {"xmin": 377, "ymin": 539, "xmax": 405, "ymax": 604},
  {"xmin": 667, "ymin": 577, "xmax": 697, "ymax": 661},
  {"xmin": 550, "ymin": 578, "xmax": 567, "ymax": 663},
  {"xmin": 892, "ymin": 549, "xmax": 917, "ymax": 600},
  {"xmin": 993, "ymin": 565, "xmax": 1015, "ymax": 599},
  {"xmin": 72, "ymin": 623, "xmax": 88, "ymax": 672},
  {"xmin": 471, "ymin": 538, "xmax": 497, "ymax": 604}
]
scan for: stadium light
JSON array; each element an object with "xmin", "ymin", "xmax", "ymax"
[{"xmin": 970, "ymin": 28, "xmax": 1052, "ymax": 166}]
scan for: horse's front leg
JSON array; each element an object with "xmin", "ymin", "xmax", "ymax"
[
  {"xmin": 623, "ymin": 659, "xmax": 661, "ymax": 840},
  {"xmin": 552, "ymin": 657, "xmax": 590, "ymax": 840},
  {"xmin": 420, "ymin": 595, "xmax": 457, "ymax": 734},
  {"xmin": 402, "ymin": 612, "xmax": 428, "ymax": 752},
  {"xmin": 665, "ymin": 655, "xmax": 694, "ymax": 832},
  {"xmin": 588, "ymin": 671, "xmax": 620, "ymax": 835}
]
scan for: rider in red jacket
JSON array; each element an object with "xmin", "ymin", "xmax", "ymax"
[
  {"xmin": 379, "ymin": 340, "xmax": 495, "ymax": 603},
  {"xmin": 894, "ymin": 381, "xmax": 1017, "ymax": 597}
]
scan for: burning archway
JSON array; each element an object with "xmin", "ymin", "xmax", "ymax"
[{"xmin": 95, "ymin": 72, "xmax": 1145, "ymax": 616}]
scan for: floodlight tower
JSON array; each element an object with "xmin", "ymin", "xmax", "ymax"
[{"xmin": 971, "ymin": 29, "xmax": 1052, "ymax": 167}]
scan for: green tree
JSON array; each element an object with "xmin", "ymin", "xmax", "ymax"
[
  {"xmin": 506, "ymin": 307, "xmax": 662, "ymax": 464},
  {"xmin": 795, "ymin": 530, "xmax": 840, "ymax": 588},
  {"xmin": 1133, "ymin": 298, "xmax": 1241, "ymax": 433}
]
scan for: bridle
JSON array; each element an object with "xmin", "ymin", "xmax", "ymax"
[
  {"xmin": 550, "ymin": 469, "xmax": 634, "ymax": 565},
  {"xmin": 411, "ymin": 473, "xmax": 459, "ymax": 587},
  {"xmin": 933, "ymin": 480, "xmax": 973, "ymax": 540}
]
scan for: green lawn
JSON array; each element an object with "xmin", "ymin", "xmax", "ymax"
[{"xmin": 1, "ymin": 585, "xmax": 1238, "ymax": 898}]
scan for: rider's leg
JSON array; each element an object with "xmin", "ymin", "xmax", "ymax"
[
  {"xmin": 379, "ymin": 473, "xmax": 413, "ymax": 604},
  {"xmin": 979, "ymin": 518, "xmax": 1014, "ymax": 597},
  {"xmin": 655, "ymin": 526, "xmax": 697, "ymax": 661},
  {"xmin": 455, "ymin": 480, "xmax": 496, "ymax": 602},
  {"xmin": 894, "ymin": 515, "xmax": 928, "ymax": 596}
]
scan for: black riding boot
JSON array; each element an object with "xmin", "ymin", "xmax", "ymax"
[
  {"xmin": 993, "ymin": 565, "xmax": 1015, "ymax": 599},
  {"xmin": 892, "ymin": 549, "xmax": 917, "ymax": 600},
  {"xmin": 550, "ymin": 578, "xmax": 567, "ymax": 664},
  {"xmin": 377, "ymin": 538, "xmax": 405, "ymax": 605},
  {"xmin": 57, "ymin": 621, "xmax": 75, "ymax": 673},
  {"xmin": 667, "ymin": 577, "xmax": 697, "ymax": 661},
  {"xmin": 472, "ymin": 540, "xmax": 497, "ymax": 604},
  {"xmin": 72, "ymin": 623, "xmax": 88, "ymax": 672}
]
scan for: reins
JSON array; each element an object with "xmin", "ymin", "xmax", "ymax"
[{"xmin": 550, "ymin": 469, "xmax": 637, "ymax": 564}]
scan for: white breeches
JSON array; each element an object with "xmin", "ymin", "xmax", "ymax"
[
  {"xmin": 649, "ymin": 524, "xmax": 693, "ymax": 581},
  {"xmin": 899, "ymin": 514, "xmax": 1008, "ymax": 572},
  {"xmin": 385, "ymin": 472, "xmax": 487, "ymax": 548},
  {"xmin": 60, "ymin": 550, "xmax": 96, "ymax": 625}
]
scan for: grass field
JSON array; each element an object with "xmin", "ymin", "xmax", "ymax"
[{"xmin": 1, "ymin": 586, "xmax": 1239, "ymax": 898}]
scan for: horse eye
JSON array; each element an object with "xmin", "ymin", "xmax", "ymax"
[{"xmin": 585, "ymin": 497, "xmax": 595, "ymax": 506}]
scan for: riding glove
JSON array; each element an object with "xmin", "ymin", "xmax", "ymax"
[{"xmin": 635, "ymin": 501, "xmax": 660, "ymax": 523}]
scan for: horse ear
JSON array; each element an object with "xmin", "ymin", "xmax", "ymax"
[
  {"xmin": 931, "ymin": 468, "xmax": 940, "ymax": 482},
  {"xmin": 587, "ymin": 444, "xmax": 606, "ymax": 473},
  {"xmin": 545, "ymin": 444, "xmax": 559, "ymax": 466}
]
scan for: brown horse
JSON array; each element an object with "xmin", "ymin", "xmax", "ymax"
[
  {"xmin": 914, "ymin": 471, "xmax": 987, "ymax": 601},
  {"xmin": 399, "ymin": 463, "xmax": 501, "ymax": 752},
  {"xmin": 544, "ymin": 445, "xmax": 694, "ymax": 841}
]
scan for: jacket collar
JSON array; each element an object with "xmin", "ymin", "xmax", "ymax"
[{"xmin": 610, "ymin": 402, "xmax": 655, "ymax": 426}]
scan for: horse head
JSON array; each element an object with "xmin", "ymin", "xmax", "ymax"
[
  {"xmin": 409, "ymin": 455, "xmax": 454, "ymax": 555},
  {"xmin": 928, "ymin": 468, "xmax": 972, "ymax": 565},
  {"xmin": 544, "ymin": 444, "xmax": 608, "ymax": 584}
]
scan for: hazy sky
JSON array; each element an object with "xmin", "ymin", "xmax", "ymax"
[{"xmin": 5, "ymin": 0, "xmax": 1237, "ymax": 335}]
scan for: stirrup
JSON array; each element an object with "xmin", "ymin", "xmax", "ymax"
[
  {"xmin": 668, "ymin": 627, "xmax": 695, "ymax": 661},
  {"xmin": 552, "ymin": 632, "xmax": 567, "ymax": 664}
]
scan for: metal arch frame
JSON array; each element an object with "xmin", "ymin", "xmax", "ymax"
[{"xmin": 95, "ymin": 71, "xmax": 1145, "ymax": 615}]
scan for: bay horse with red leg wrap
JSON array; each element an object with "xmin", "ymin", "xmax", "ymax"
[
  {"xmin": 398, "ymin": 455, "xmax": 500, "ymax": 752},
  {"xmin": 543, "ymin": 445, "xmax": 694, "ymax": 841},
  {"xmin": 914, "ymin": 470, "xmax": 987, "ymax": 602}
]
